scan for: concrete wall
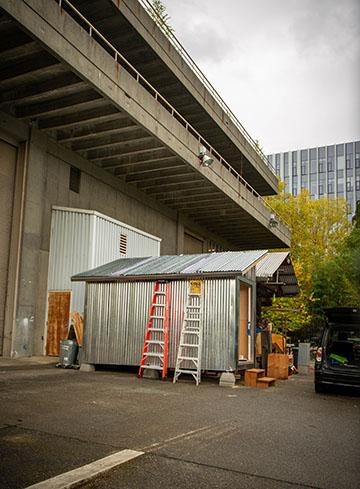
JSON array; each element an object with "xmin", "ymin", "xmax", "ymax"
[{"xmin": 0, "ymin": 113, "xmax": 230, "ymax": 358}]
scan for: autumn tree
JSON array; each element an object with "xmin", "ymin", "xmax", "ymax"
[
  {"xmin": 312, "ymin": 200, "xmax": 360, "ymax": 310},
  {"xmin": 267, "ymin": 186, "xmax": 351, "ymax": 297},
  {"xmin": 264, "ymin": 186, "xmax": 352, "ymax": 339}
]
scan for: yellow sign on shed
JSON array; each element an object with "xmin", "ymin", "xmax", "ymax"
[{"xmin": 190, "ymin": 280, "xmax": 202, "ymax": 294}]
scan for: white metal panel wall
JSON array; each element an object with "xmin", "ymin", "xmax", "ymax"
[
  {"xmin": 92, "ymin": 214, "xmax": 160, "ymax": 268},
  {"xmin": 47, "ymin": 209, "xmax": 93, "ymax": 313},
  {"xmin": 47, "ymin": 208, "xmax": 161, "ymax": 314}
]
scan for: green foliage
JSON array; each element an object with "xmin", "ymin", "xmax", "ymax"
[
  {"xmin": 262, "ymin": 296, "xmax": 312, "ymax": 334},
  {"xmin": 149, "ymin": 0, "xmax": 174, "ymax": 36},
  {"xmin": 267, "ymin": 187, "xmax": 351, "ymax": 297},
  {"xmin": 264, "ymin": 186, "xmax": 354, "ymax": 340},
  {"xmin": 312, "ymin": 202, "xmax": 360, "ymax": 311}
]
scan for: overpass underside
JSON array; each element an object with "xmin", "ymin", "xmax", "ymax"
[{"xmin": 0, "ymin": 0, "xmax": 290, "ymax": 249}]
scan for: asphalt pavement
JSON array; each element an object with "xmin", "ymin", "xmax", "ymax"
[{"xmin": 0, "ymin": 359, "xmax": 359, "ymax": 489}]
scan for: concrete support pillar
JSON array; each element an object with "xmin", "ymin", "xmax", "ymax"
[{"xmin": 176, "ymin": 213, "xmax": 184, "ymax": 254}]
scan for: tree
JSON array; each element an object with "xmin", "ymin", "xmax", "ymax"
[
  {"xmin": 312, "ymin": 200, "xmax": 360, "ymax": 310},
  {"xmin": 148, "ymin": 0, "xmax": 174, "ymax": 36},
  {"xmin": 266, "ymin": 186, "xmax": 351, "ymax": 297},
  {"xmin": 262, "ymin": 296, "xmax": 312, "ymax": 335},
  {"xmin": 263, "ymin": 186, "xmax": 352, "ymax": 339}
]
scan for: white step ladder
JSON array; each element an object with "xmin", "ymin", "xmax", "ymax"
[{"xmin": 173, "ymin": 281, "xmax": 202, "ymax": 386}]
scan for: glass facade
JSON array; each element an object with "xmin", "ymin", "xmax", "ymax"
[{"xmin": 269, "ymin": 140, "xmax": 360, "ymax": 215}]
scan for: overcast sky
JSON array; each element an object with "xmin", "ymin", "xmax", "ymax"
[{"xmin": 161, "ymin": 0, "xmax": 360, "ymax": 154}]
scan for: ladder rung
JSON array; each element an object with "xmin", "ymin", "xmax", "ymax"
[
  {"xmin": 155, "ymin": 292, "xmax": 166, "ymax": 295},
  {"xmin": 144, "ymin": 353, "xmax": 164, "ymax": 358},
  {"xmin": 148, "ymin": 328, "xmax": 164, "ymax": 332},
  {"xmin": 150, "ymin": 315, "xmax": 165, "ymax": 319},
  {"xmin": 183, "ymin": 330, "xmax": 199, "ymax": 334},
  {"xmin": 187, "ymin": 306, "xmax": 201, "ymax": 309},
  {"xmin": 181, "ymin": 343, "xmax": 199, "ymax": 348},
  {"xmin": 184, "ymin": 317, "xmax": 200, "ymax": 322},
  {"xmin": 139, "ymin": 365, "xmax": 163, "ymax": 371},
  {"xmin": 189, "ymin": 293, "xmax": 201, "ymax": 296},
  {"xmin": 146, "ymin": 340, "xmax": 164, "ymax": 345},
  {"xmin": 178, "ymin": 356, "xmax": 198, "ymax": 361},
  {"xmin": 176, "ymin": 369, "xmax": 199, "ymax": 375},
  {"xmin": 153, "ymin": 304, "xmax": 165, "ymax": 307}
]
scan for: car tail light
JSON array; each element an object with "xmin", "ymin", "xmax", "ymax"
[{"xmin": 316, "ymin": 347, "xmax": 322, "ymax": 363}]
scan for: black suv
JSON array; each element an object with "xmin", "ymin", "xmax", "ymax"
[{"xmin": 315, "ymin": 307, "xmax": 360, "ymax": 393}]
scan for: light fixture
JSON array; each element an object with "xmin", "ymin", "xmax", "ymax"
[
  {"xmin": 269, "ymin": 213, "xmax": 278, "ymax": 228},
  {"xmin": 199, "ymin": 145, "xmax": 214, "ymax": 167}
]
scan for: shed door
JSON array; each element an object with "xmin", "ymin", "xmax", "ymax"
[
  {"xmin": 0, "ymin": 139, "xmax": 17, "ymax": 354},
  {"xmin": 239, "ymin": 285, "xmax": 250, "ymax": 360},
  {"xmin": 46, "ymin": 292, "xmax": 71, "ymax": 356}
]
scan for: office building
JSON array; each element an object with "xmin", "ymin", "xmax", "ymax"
[{"xmin": 268, "ymin": 141, "xmax": 360, "ymax": 215}]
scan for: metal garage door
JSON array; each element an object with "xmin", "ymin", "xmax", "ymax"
[{"xmin": 0, "ymin": 139, "xmax": 17, "ymax": 354}]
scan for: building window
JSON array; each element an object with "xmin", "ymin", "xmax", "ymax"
[
  {"xmin": 355, "ymin": 158, "xmax": 360, "ymax": 168},
  {"xmin": 328, "ymin": 182, "xmax": 334, "ymax": 194},
  {"xmin": 301, "ymin": 164, "xmax": 307, "ymax": 175},
  {"xmin": 356, "ymin": 180, "xmax": 360, "ymax": 191},
  {"xmin": 119, "ymin": 234, "xmax": 127, "ymax": 256},
  {"xmin": 346, "ymin": 158, "xmax": 353, "ymax": 170},
  {"xmin": 292, "ymin": 164, "xmax": 298, "ymax": 176},
  {"xmin": 346, "ymin": 181, "xmax": 353, "ymax": 192},
  {"xmin": 319, "ymin": 184, "xmax": 324, "ymax": 195},
  {"xmin": 319, "ymin": 160, "xmax": 325, "ymax": 173},
  {"xmin": 292, "ymin": 187, "xmax": 297, "ymax": 196},
  {"xmin": 327, "ymin": 159, "xmax": 334, "ymax": 171},
  {"xmin": 69, "ymin": 166, "xmax": 81, "ymax": 193},
  {"xmin": 337, "ymin": 169, "xmax": 344, "ymax": 178}
]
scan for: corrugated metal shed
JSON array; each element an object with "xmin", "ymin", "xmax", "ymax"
[
  {"xmin": 72, "ymin": 250, "xmax": 267, "ymax": 282},
  {"xmin": 256, "ymin": 252, "xmax": 290, "ymax": 278}
]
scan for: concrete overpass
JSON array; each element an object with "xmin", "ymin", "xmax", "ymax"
[{"xmin": 0, "ymin": 0, "xmax": 290, "ymax": 249}]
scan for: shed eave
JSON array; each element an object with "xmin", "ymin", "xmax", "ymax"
[{"xmin": 72, "ymin": 271, "xmax": 250, "ymax": 283}]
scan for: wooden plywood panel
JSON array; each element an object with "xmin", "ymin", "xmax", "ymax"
[
  {"xmin": 46, "ymin": 291, "xmax": 71, "ymax": 356},
  {"xmin": 239, "ymin": 284, "xmax": 249, "ymax": 360},
  {"xmin": 267, "ymin": 353, "xmax": 289, "ymax": 379}
]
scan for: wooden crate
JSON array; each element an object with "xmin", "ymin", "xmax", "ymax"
[{"xmin": 267, "ymin": 353, "xmax": 289, "ymax": 380}]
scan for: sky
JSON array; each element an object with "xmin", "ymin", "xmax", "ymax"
[{"xmin": 161, "ymin": 0, "xmax": 360, "ymax": 154}]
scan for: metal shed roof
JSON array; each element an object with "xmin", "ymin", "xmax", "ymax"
[
  {"xmin": 256, "ymin": 252, "xmax": 290, "ymax": 278},
  {"xmin": 72, "ymin": 250, "xmax": 267, "ymax": 281}
]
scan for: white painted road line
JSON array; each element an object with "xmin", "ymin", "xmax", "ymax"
[{"xmin": 25, "ymin": 449, "xmax": 144, "ymax": 489}]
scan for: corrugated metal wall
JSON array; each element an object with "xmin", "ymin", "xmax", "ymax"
[
  {"xmin": 47, "ymin": 209, "xmax": 93, "ymax": 312},
  {"xmin": 84, "ymin": 278, "xmax": 237, "ymax": 371},
  {"xmin": 47, "ymin": 208, "xmax": 160, "ymax": 313},
  {"xmin": 93, "ymin": 214, "xmax": 160, "ymax": 267}
]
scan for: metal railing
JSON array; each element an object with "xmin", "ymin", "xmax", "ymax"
[
  {"xmin": 139, "ymin": 0, "xmax": 275, "ymax": 174},
  {"xmin": 55, "ymin": 0, "xmax": 287, "ymax": 230}
]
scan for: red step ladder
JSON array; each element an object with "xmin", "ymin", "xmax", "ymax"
[{"xmin": 138, "ymin": 281, "xmax": 170, "ymax": 379}]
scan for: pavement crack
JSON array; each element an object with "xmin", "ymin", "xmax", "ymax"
[
  {"xmin": 1, "ymin": 424, "xmax": 122, "ymax": 452},
  {"xmin": 153, "ymin": 453, "xmax": 325, "ymax": 489}
]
